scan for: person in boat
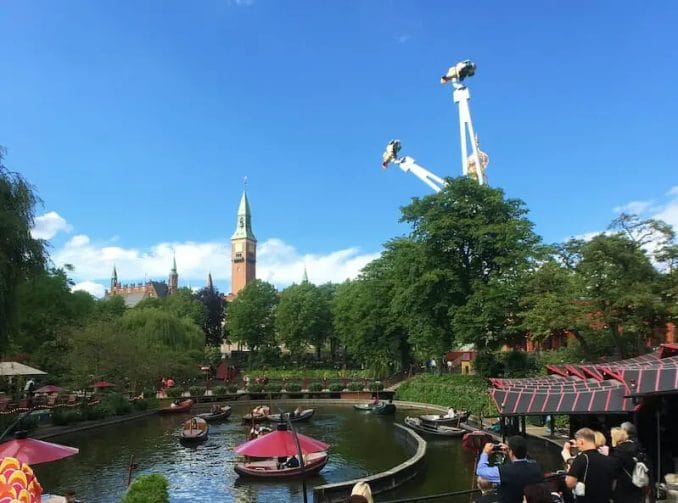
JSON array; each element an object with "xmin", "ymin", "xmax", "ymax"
[
  {"xmin": 370, "ymin": 395, "xmax": 380, "ymax": 406},
  {"xmin": 284, "ymin": 454, "xmax": 300, "ymax": 468},
  {"xmin": 249, "ymin": 423, "xmax": 262, "ymax": 440},
  {"xmin": 349, "ymin": 481, "xmax": 374, "ymax": 503},
  {"xmin": 292, "ymin": 406, "xmax": 303, "ymax": 417},
  {"xmin": 190, "ymin": 418, "xmax": 198, "ymax": 430},
  {"xmin": 446, "ymin": 407, "xmax": 456, "ymax": 418},
  {"xmin": 211, "ymin": 404, "xmax": 221, "ymax": 414},
  {"xmin": 476, "ymin": 435, "xmax": 544, "ymax": 503}
]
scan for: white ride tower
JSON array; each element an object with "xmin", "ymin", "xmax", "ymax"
[{"xmin": 382, "ymin": 59, "xmax": 488, "ymax": 190}]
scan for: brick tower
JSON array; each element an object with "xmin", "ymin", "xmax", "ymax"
[
  {"xmin": 168, "ymin": 253, "xmax": 178, "ymax": 295},
  {"xmin": 230, "ymin": 190, "xmax": 256, "ymax": 295}
]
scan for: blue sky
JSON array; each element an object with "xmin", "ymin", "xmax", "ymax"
[{"xmin": 2, "ymin": 1, "xmax": 677, "ymax": 296}]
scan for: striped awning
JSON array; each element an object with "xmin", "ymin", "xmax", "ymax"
[{"xmin": 489, "ymin": 344, "xmax": 678, "ymax": 416}]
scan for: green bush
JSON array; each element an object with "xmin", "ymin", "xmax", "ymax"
[
  {"xmin": 308, "ymin": 383, "xmax": 323, "ymax": 392},
  {"xmin": 284, "ymin": 383, "xmax": 302, "ymax": 393},
  {"xmin": 247, "ymin": 384, "xmax": 264, "ymax": 393},
  {"xmin": 395, "ymin": 375, "xmax": 495, "ymax": 417},
  {"xmin": 166, "ymin": 387, "xmax": 182, "ymax": 398},
  {"xmin": 102, "ymin": 393, "xmax": 132, "ymax": 416},
  {"xmin": 122, "ymin": 473, "xmax": 169, "ymax": 503},
  {"xmin": 132, "ymin": 399, "xmax": 149, "ymax": 411},
  {"xmin": 226, "ymin": 384, "xmax": 239, "ymax": 394},
  {"xmin": 212, "ymin": 385, "xmax": 226, "ymax": 396},
  {"xmin": 369, "ymin": 381, "xmax": 384, "ymax": 392},
  {"xmin": 264, "ymin": 383, "xmax": 282, "ymax": 393},
  {"xmin": 51, "ymin": 407, "xmax": 82, "ymax": 426},
  {"xmin": 347, "ymin": 382, "xmax": 364, "ymax": 392},
  {"xmin": 189, "ymin": 386, "xmax": 205, "ymax": 397},
  {"xmin": 143, "ymin": 389, "xmax": 156, "ymax": 399},
  {"xmin": 328, "ymin": 383, "xmax": 344, "ymax": 392}
]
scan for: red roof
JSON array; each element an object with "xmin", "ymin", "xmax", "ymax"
[{"xmin": 489, "ymin": 344, "xmax": 678, "ymax": 416}]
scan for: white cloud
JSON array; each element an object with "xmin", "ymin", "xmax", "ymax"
[
  {"xmin": 31, "ymin": 211, "xmax": 72, "ymax": 240},
  {"xmin": 51, "ymin": 234, "xmax": 380, "ymax": 298},
  {"xmin": 72, "ymin": 281, "xmax": 105, "ymax": 298},
  {"xmin": 227, "ymin": 0, "xmax": 254, "ymax": 6},
  {"xmin": 668, "ymin": 186, "xmax": 678, "ymax": 196},
  {"xmin": 396, "ymin": 34, "xmax": 412, "ymax": 44},
  {"xmin": 613, "ymin": 200, "xmax": 653, "ymax": 215}
]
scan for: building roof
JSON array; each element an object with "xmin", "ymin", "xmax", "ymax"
[{"xmin": 489, "ymin": 344, "xmax": 678, "ymax": 416}]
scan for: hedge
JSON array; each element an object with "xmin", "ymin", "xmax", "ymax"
[
  {"xmin": 395, "ymin": 375, "xmax": 495, "ymax": 416},
  {"xmin": 122, "ymin": 473, "xmax": 169, "ymax": 503}
]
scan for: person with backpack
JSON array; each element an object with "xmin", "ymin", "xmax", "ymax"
[{"xmin": 610, "ymin": 427, "xmax": 645, "ymax": 503}]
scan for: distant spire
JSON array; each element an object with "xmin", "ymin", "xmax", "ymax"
[
  {"xmin": 207, "ymin": 272, "xmax": 214, "ymax": 292},
  {"xmin": 171, "ymin": 250, "xmax": 177, "ymax": 273},
  {"xmin": 231, "ymin": 188, "xmax": 256, "ymax": 241},
  {"xmin": 112, "ymin": 265, "xmax": 118, "ymax": 280},
  {"xmin": 302, "ymin": 264, "xmax": 309, "ymax": 283}
]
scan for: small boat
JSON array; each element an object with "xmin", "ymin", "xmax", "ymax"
[
  {"xmin": 197, "ymin": 405, "xmax": 232, "ymax": 422},
  {"xmin": 266, "ymin": 409, "xmax": 315, "ymax": 423},
  {"xmin": 371, "ymin": 402, "xmax": 396, "ymax": 415},
  {"xmin": 234, "ymin": 452, "xmax": 328, "ymax": 479},
  {"xmin": 404, "ymin": 416, "xmax": 465, "ymax": 437},
  {"xmin": 419, "ymin": 410, "xmax": 468, "ymax": 426},
  {"xmin": 180, "ymin": 416, "xmax": 209, "ymax": 442},
  {"xmin": 158, "ymin": 399, "xmax": 193, "ymax": 414},
  {"xmin": 242, "ymin": 405, "xmax": 271, "ymax": 424},
  {"xmin": 353, "ymin": 402, "xmax": 378, "ymax": 411}
]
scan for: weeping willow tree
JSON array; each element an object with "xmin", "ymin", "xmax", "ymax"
[{"xmin": 0, "ymin": 147, "xmax": 46, "ymax": 353}]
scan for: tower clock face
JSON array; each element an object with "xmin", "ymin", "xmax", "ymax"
[{"xmin": 239, "ymin": 216, "xmax": 244, "ymax": 228}]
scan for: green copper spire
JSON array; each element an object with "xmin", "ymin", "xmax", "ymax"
[
  {"xmin": 171, "ymin": 253, "xmax": 177, "ymax": 273},
  {"xmin": 302, "ymin": 264, "xmax": 309, "ymax": 283},
  {"xmin": 112, "ymin": 265, "xmax": 117, "ymax": 280},
  {"xmin": 231, "ymin": 190, "xmax": 256, "ymax": 241}
]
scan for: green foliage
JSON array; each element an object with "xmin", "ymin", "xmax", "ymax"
[
  {"xmin": 51, "ymin": 407, "xmax": 82, "ymax": 426},
  {"xmin": 368, "ymin": 381, "xmax": 384, "ymax": 392},
  {"xmin": 212, "ymin": 385, "xmax": 226, "ymax": 396},
  {"xmin": 264, "ymin": 383, "xmax": 282, "ymax": 393},
  {"xmin": 284, "ymin": 383, "xmax": 302, "ymax": 392},
  {"xmin": 247, "ymin": 384, "xmax": 264, "ymax": 393},
  {"xmin": 122, "ymin": 473, "xmax": 170, "ymax": 503},
  {"xmin": 132, "ymin": 399, "xmax": 149, "ymax": 411},
  {"xmin": 395, "ymin": 375, "xmax": 495, "ymax": 416},
  {"xmin": 226, "ymin": 280, "xmax": 279, "ymax": 354},
  {"xmin": 189, "ymin": 386, "xmax": 204, "ymax": 397},
  {"xmin": 194, "ymin": 285, "xmax": 225, "ymax": 346},
  {"xmin": 166, "ymin": 387, "xmax": 182, "ymax": 398},
  {"xmin": 0, "ymin": 147, "xmax": 47, "ymax": 350},
  {"xmin": 347, "ymin": 382, "xmax": 364, "ymax": 391},
  {"xmin": 101, "ymin": 393, "xmax": 132, "ymax": 415},
  {"xmin": 329, "ymin": 383, "xmax": 344, "ymax": 392},
  {"xmin": 276, "ymin": 282, "xmax": 333, "ymax": 358},
  {"xmin": 308, "ymin": 383, "xmax": 323, "ymax": 392},
  {"xmin": 473, "ymin": 350, "xmax": 501, "ymax": 378},
  {"xmin": 226, "ymin": 384, "xmax": 239, "ymax": 393}
]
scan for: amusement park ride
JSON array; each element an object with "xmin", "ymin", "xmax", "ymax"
[{"xmin": 382, "ymin": 59, "xmax": 489, "ymax": 192}]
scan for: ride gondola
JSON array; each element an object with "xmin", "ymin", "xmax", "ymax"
[
  {"xmin": 197, "ymin": 405, "xmax": 232, "ymax": 422},
  {"xmin": 404, "ymin": 416, "xmax": 465, "ymax": 437},
  {"xmin": 158, "ymin": 399, "xmax": 193, "ymax": 414},
  {"xmin": 180, "ymin": 416, "xmax": 209, "ymax": 443},
  {"xmin": 266, "ymin": 409, "xmax": 315, "ymax": 423},
  {"xmin": 371, "ymin": 402, "xmax": 396, "ymax": 415}
]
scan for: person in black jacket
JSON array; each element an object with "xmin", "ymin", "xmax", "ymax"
[{"xmin": 611, "ymin": 427, "xmax": 643, "ymax": 503}]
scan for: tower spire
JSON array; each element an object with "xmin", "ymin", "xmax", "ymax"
[
  {"xmin": 231, "ymin": 190, "xmax": 256, "ymax": 241},
  {"xmin": 302, "ymin": 264, "xmax": 309, "ymax": 283},
  {"xmin": 207, "ymin": 272, "xmax": 214, "ymax": 293},
  {"xmin": 168, "ymin": 252, "xmax": 178, "ymax": 295}
]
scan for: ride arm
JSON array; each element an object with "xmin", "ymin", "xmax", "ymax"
[{"xmin": 392, "ymin": 156, "xmax": 447, "ymax": 193}]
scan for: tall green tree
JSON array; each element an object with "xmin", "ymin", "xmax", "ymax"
[
  {"xmin": 225, "ymin": 280, "xmax": 278, "ymax": 353},
  {"xmin": 194, "ymin": 285, "xmax": 225, "ymax": 347},
  {"xmin": 0, "ymin": 148, "xmax": 46, "ymax": 351},
  {"xmin": 576, "ymin": 233, "xmax": 667, "ymax": 357},
  {"xmin": 395, "ymin": 177, "xmax": 541, "ymax": 352},
  {"xmin": 276, "ymin": 282, "xmax": 332, "ymax": 359}
]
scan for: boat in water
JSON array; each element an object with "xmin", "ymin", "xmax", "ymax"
[
  {"xmin": 180, "ymin": 416, "xmax": 208, "ymax": 443},
  {"xmin": 404, "ymin": 416, "xmax": 465, "ymax": 437},
  {"xmin": 197, "ymin": 405, "xmax": 232, "ymax": 422}
]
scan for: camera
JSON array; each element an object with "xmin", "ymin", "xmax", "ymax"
[{"xmin": 491, "ymin": 442, "xmax": 504, "ymax": 452}]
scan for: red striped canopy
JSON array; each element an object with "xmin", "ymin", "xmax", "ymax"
[{"xmin": 489, "ymin": 344, "xmax": 678, "ymax": 416}]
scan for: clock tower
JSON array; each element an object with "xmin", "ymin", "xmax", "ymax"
[{"xmin": 230, "ymin": 190, "xmax": 256, "ymax": 295}]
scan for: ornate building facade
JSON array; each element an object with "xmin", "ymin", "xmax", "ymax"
[{"xmin": 105, "ymin": 256, "xmax": 178, "ymax": 307}]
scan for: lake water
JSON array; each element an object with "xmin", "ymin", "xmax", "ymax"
[{"xmin": 34, "ymin": 405, "xmax": 562, "ymax": 502}]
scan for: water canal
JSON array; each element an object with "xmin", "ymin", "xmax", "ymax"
[{"xmin": 34, "ymin": 405, "xmax": 562, "ymax": 502}]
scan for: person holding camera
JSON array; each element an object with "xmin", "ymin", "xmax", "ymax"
[
  {"xmin": 476, "ymin": 435, "xmax": 544, "ymax": 503},
  {"xmin": 563, "ymin": 428, "xmax": 616, "ymax": 503}
]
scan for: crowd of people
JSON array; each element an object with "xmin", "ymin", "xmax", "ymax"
[{"xmin": 474, "ymin": 421, "xmax": 649, "ymax": 503}]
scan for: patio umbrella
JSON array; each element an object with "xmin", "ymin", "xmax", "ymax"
[
  {"xmin": 34, "ymin": 385, "xmax": 62, "ymax": 394},
  {"xmin": 234, "ymin": 429, "xmax": 329, "ymax": 458},
  {"xmin": 92, "ymin": 381, "xmax": 115, "ymax": 389},
  {"xmin": 0, "ymin": 362, "xmax": 47, "ymax": 376},
  {"xmin": 0, "ymin": 438, "xmax": 79, "ymax": 465}
]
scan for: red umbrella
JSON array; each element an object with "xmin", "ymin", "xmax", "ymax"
[
  {"xmin": 462, "ymin": 431, "xmax": 495, "ymax": 452},
  {"xmin": 0, "ymin": 438, "xmax": 79, "ymax": 464},
  {"xmin": 234, "ymin": 430, "xmax": 329, "ymax": 458},
  {"xmin": 35, "ymin": 385, "xmax": 63, "ymax": 394},
  {"xmin": 92, "ymin": 381, "xmax": 115, "ymax": 389}
]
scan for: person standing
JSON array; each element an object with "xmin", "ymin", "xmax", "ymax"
[
  {"xmin": 610, "ymin": 427, "xmax": 643, "ymax": 503},
  {"xmin": 563, "ymin": 428, "xmax": 616, "ymax": 503},
  {"xmin": 476, "ymin": 435, "xmax": 544, "ymax": 503}
]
